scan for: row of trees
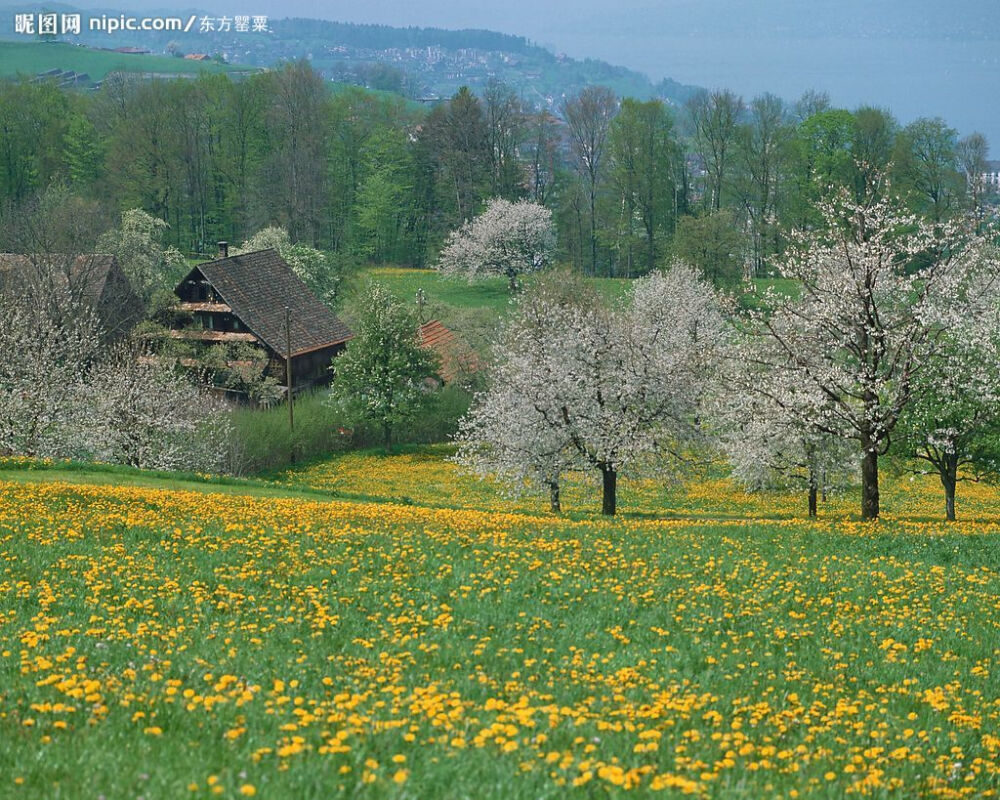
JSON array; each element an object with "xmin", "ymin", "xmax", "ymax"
[
  {"xmin": 456, "ymin": 188, "xmax": 1000, "ymax": 521},
  {"xmin": 1, "ymin": 64, "xmax": 991, "ymax": 282},
  {"xmin": 4, "ymin": 174, "xmax": 996, "ymax": 522}
]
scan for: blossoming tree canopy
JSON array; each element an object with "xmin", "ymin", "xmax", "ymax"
[
  {"xmin": 893, "ymin": 304, "xmax": 1000, "ymax": 521},
  {"xmin": 436, "ymin": 198, "xmax": 556, "ymax": 291},
  {"xmin": 456, "ymin": 262, "xmax": 725, "ymax": 515},
  {"xmin": 742, "ymin": 186, "xmax": 1000, "ymax": 520}
]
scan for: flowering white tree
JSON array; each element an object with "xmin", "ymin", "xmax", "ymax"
[
  {"xmin": 436, "ymin": 198, "xmax": 556, "ymax": 292},
  {"xmin": 0, "ymin": 302, "xmax": 101, "ymax": 458},
  {"xmin": 455, "ymin": 377, "xmax": 573, "ymax": 512},
  {"xmin": 0, "ymin": 297, "xmax": 228, "ymax": 471},
  {"xmin": 744, "ymin": 188, "xmax": 999, "ymax": 520},
  {"xmin": 894, "ymin": 306, "xmax": 1000, "ymax": 520},
  {"xmin": 457, "ymin": 262, "xmax": 724, "ymax": 515},
  {"xmin": 715, "ymin": 376, "xmax": 855, "ymax": 517},
  {"xmin": 454, "ymin": 271, "xmax": 588, "ymax": 512},
  {"xmin": 97, "ymin": 208, "xmax": 186, "ymax": 300},
  {"xmin": 82, "ymin": 350, "xmax": 231, "ymax": 472}
]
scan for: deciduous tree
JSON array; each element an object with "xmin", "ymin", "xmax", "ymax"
[
  {"xmin": 327, "ymin": 283, "xmax": 438, "ymax": 451},
  {"xmin": 563, "ymin": 86, "xmax": 617, "ymax": 274},
  {"xmin": 98, "ymin": 208, "xmax": 185, "ymax": 301},
  {"xmin": 895, "ymin": 306, "xmax": 1000, "ymax": 520},
  {"xmin": 458, "ymin": 263, "xmax": 724, "ymax": 515},
  {"xmin": 82, "ymin": 348, "xmax": 230, "ymax": 472},
  {"xmin": 743, "ymin": 188, "xmax": 998, "ymax": 520},
  {"xmin": 484, "ymin": 78, "xmax": 526, "ymax": 200},
  {"xmin": 687, "ymin": 89, "xmax": 742, "ymax": 211},
  {"xmin": 609, "ymin": 98, "xmax": 678, "ymax": 275},
  {"xmin": 894, "ymin": 117, "xmax": 962, "ymax": 222},
  {"xmin": 717, "ymin": 353, "xmax": 855, "ymax": 517},
  {"xmin": 957, "ymin": 132, "xmax": 990, "ymax": 226},
  {"xmin": 0, "ymin": 301, "xmax": 100, "ymax": 458},
  {"xmin": 733, "ymin": 93, "xmax": 791, "ymax": 276},
  {"xmin": 436, "ymin": 198, "xmax": 555, "ymax": 292}
]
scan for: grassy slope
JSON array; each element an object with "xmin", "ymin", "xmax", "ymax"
[
  {"xmin": 270, "ymin": 444, "xmax": 1000, "ymax": 525},
  {"xmin": 1, "ymin": 445, "xmax": 992, "ymax": 526},
  {"xmin": 0, "ymin": 459, "xmax": 336, "ymax": 503},
  {"xmin": 0, "ymin": 40, "xmax": 240, "ymax": 80}
]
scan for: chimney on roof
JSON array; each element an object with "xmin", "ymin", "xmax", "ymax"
[{"xmin": 217, "ymin": 241, "xmax": 229, "ymax": 259}]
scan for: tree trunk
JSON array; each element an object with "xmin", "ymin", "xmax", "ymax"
[
  {"xmin": 808, "ymin": 466, "xmax": 818, "ymax": 517},
  {"xmin": 941, "ymin": 453, "xmax": 958, "ymax": 522},
  {"xmin": 548, "ymin": 479, "xmax": 561, "ymax": 513},
  {"xmin": 601, "ymin": 465, "xmax": 617, "ymax": 516},
  {"xmin": 383, "ymin": 421, "xmax": 392, "ymax": 454},
  {"xmin": 861, "ymin": 448, "xmax": 879, "ymax": 521},
  {"xmin": 590, "ymin": 187, "xmax": 598, "ymax": 276}
]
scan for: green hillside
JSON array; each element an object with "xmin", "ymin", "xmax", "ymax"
[{"xmin": 0, "ymin": 40, "xmax": 245, "ymax": 80}]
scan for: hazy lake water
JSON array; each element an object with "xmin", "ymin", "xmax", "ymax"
[{"xmin": 560, "ymin": 32, "xmax": 1000, "ymax": 142}]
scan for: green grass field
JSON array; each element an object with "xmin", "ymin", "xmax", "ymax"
[
  {"xmin": 357, "ymin": 268, "xmax": 796, "ymax": 321},
  {"xmin": 360, "ymin": 267, "xmax": 635, "ymax": 314},
  {"xmin": 1, "ymin": 453, "xmax": 999, "ymax": 798},
  {"xmin": 0, "ymin": 40, "xmax": 242, "ymax": 80}
]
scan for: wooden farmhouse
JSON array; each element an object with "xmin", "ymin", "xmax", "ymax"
[
  {"xmin": 170, "ymin": 246, "xmax": 352, "ymax": 394},
  {"xmin": 0, "ymin": 252, "xmax": 143, "ymax": 339}
]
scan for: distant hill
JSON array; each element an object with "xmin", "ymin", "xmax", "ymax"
[
  {"xmin": 0, "ymin": 40, "xmax": 249, "ymax": 82},
  {"xmin": 0, "ymin": 5, "xmax": 703, "ymax": 109}
]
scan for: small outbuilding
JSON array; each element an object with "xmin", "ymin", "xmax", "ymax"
[
  {"xmin": 0, "ymin": 252, "xmax": 143, "ymax": 339},
  {"xmin": 418, "ymin": 319, "xmax": 481, "ymax": 386}
]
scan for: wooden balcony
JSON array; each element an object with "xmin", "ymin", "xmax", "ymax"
[
  {"xmin": 178, "ymin": 301, "xmax": 232, "ymax": 313},
  {"xmin": 166, "ymin": 329, "xmax": 258, "ymax": 343}
]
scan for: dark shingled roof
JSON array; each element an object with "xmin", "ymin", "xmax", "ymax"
[{"xmin": 183, "ymin": 249, "xmax": 352, "ymax": 357}]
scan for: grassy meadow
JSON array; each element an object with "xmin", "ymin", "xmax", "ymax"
[
  {"xmin": 360, "ymin": 267, "xmax": 635, "ymax": 313},
  {"xmin": 1, "ymin": 452, "xmax": 999, "ymax": 798},
  {"xmin": 272, "ymin": 444, "xmax": 1000, "ymax": 524},
  {"xmin": 354, "ymin": 268, "xmax": 799, "ymax": 329}
]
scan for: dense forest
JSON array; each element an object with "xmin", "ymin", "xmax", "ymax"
[{"xmin": 0, "ymin": 62, "xmax": 992, "ymax": 281}]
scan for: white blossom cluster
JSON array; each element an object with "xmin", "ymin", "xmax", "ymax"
[
  {"xmin": 456, "ymin": 184, "xmax": 1000, "ymax": 520},
  {"xmin": 455, "ymin": 262, "xmax": 724, "ymax": 513},
  {"xmin": 732, "ymin": 188, "xmax": 1000, "ymax": 518},
  {"xmin": 437, "ymin": 198, "xmax": 556, "ymax": 291},
  {"xmin": 97, "ymin": 208, "xmax": 186, "ymax": 301},
  {"xmin": 0, "ymin": 302, "xmax": 229, "ymax": 472},
  {"xmin": 714, "ymin": 369, "xmax": 855, "ymax": 501}
]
